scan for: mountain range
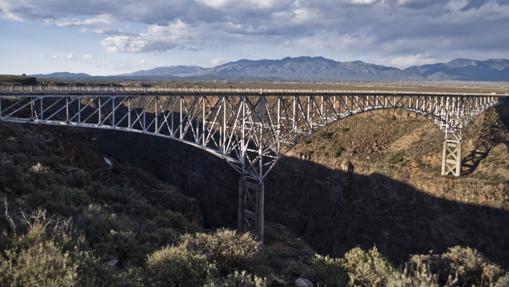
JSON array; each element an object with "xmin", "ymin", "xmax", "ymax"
[{"xmin": 32, "ymin": 57, "xmax": 509, "ymax": 82}]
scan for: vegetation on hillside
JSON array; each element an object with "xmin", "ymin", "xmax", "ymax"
[
  {"xmin": 0, "ymin": 75, "xmax": 37, "ymax": 85},
  {"xmin": 1, "ymin": 210, "xmax": 508, "ymax": 286}
]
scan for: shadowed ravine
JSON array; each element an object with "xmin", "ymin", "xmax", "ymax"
[{"xmin": 90, "ymin": 121, "xmax": 509, "ymax": 267}]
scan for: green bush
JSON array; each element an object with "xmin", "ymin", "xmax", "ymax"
[
  {"xmin": 388, "ymin": 247, "xmax": 505, "ymax": 287},
  {"xmin": 342, "ymin": 247, "xmax": 396, "ymax": 286},
  {"xmin": 0, "ymin": 209, "xmax": 113, "ymax": 287},
  {"xmin": 0, "ymin": 239, "xmax": 78, "ymax": 287},
  {"xmin": 441, "ymin": 246, "xmax": 503, "ymax": 286},
  {"xmin": 388, "ymin": 152, "xmax": 405, "ymax": 165},
  {"xmin": 179, "ymin": 229, "xmax": 261, "ymax": 274},
  {"xmin": 145, "ymin": 245, "xmax": 216, "ymax": 287},
  {"xmin": 387, "ymin": 255, "xmax": 439, "ymax": 287},
  {"xmin": 75, "ymin": 252, "xmax": 116, "ymax": 287},
  {"xmin": 207, "ymin": 270, "xmax": 266, "ymax": 287},
  {"xmin": 318, "ymin": 131, "xmax": 334, "ymax": 140},
  {"xmin": 334, "ymin": 146, "xmax": 344, "ymax": 158},
  {"xmin": 495, "ymin": 272, "xmax": 509, "ymax": 287},
  {"xmin": 302, "ymin": 254, "xmax": 348, "ymax": 287}
]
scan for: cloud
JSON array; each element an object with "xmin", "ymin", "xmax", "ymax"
[
  {"xmin": 387, "ymin": 54, "xmax": 438, "ymax": 68},
  {"xmin": 101, "ymin": 19, "xmax": 201, "ymax": 53},
  {"xmin": 49, "ymin": 14, "xmax": 114, "ymax": 27},
  {"xmin": 350, "ymin": 0, "xmax": 379, "ymax": 5},
  {"xmin": 1, "ymin": 0, "xmax": 508, "ymax": 63},
  {"xmin": 45, "ymin": 53, "xmax": 96, "ymax": 61},
  {"xmin": 210, "ymin": 58, "xmax": 226, "ymax": 66},
  {"xmin": 43, "ymin": 14, "xmax": 121, "ymax": 34}
]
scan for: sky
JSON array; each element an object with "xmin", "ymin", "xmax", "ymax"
[{"xmin": 1, "ymin": 0, "xmax": 509, "ymax": 75}]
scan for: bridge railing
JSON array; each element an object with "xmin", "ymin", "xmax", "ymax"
[{"xmin": 1, "ymin": 85, "xmax": 508, "ymax": 97}]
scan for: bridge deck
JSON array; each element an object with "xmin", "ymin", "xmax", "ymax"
[{"xmin": 0, "ymin": 86, "xmax": 507, "ymax": 97}]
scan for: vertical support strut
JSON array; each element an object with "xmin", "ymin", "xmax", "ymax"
[
  {"xmin": 237, "ymin": 176, "xmax": 265, "ymax": 242},
  {"xmin": 441, "ymin": 130, "xmax": 462, "ymax": 177},
  {"xmin": 256, "ymin": 180, "xmax": 264, "ymax": 242},
  {"xmin": 238, "ymin": 175, "xmax": 246, "ymax": 233}
]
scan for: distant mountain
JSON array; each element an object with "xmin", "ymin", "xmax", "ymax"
[
  {"xmin": 202, "ymin": 56, "xmax": 420, "ymax": 81},
  {"xmin": 122, "ymin": 65, "xmax": 206, "ymax": 77},
  {"xmin": 405, "ymin": 59, "xmax": 509, "ymax": 81},
  {"xmin": 31, "ymin": 57, "xmax": 509, "ymax": 82},
  {"xmin": 32, "ymin": 72, "xmax": 92, "ymax": 80}
]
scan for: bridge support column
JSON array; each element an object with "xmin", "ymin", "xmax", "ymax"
[
  {"xmin": 237, "ymin": 176, "xmax": 265, "ymax": 242},
  {"xmin": 237, "ymin": 176, "xmax": 246, "ymax": 233},
  {"xmin": 441, "ymin": 131, "xmax": 462, "ymax": 177}
]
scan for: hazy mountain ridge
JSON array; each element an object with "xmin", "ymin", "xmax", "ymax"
[
  {"xmin": 405, "ymin": 58, "xmax": 509, "ymax": 81},
  {"xmin": 122, "ymin": 65, "xmax": 207, "ymax": 77},
  {"xmin": 32, "ymin": 72, "xmax": 92, "ymax": 80},
  {"xmin": 32, "ymin": 57, "xmax": 509, "ymax": 82}
]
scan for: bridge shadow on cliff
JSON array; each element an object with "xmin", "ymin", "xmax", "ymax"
[
  {"xmin": 461, "ymin": 104, "xmax": 509, "ymax": 176},
  {"xmin": 88, "ymin": 126, "xmax": 509, "ymax": 268},
  {"xmin": 267, "ymin": 156, "xmax": 509, "ymax": 266}
]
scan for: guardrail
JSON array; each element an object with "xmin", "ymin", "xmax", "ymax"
[{"xmin": 0, "ymin": 85, "xmax": 507, "ymax": 97}]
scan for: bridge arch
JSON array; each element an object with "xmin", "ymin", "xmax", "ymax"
[{"xmin": 291, "ymin": 105, "xmax": 451, "ymax": 141}]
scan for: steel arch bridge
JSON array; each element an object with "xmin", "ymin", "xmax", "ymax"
[{"xmin": 0, "ymin": 85, "xmax": 506, "ymax": 240}]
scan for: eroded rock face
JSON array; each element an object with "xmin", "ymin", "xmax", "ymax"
[{"xmin": 86, "ymin": 107, "xmax": 509, "ymax": 266}]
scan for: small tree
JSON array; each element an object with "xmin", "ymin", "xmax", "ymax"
[
  {"xmin": 342, "ymin": 247, "xmax": 396, "ymax": 286},
  {"xmin": 442, "ymin": 246, "xmax": 503, "ymax": 286},
  {"xmin": 207, "ymin": 270, "xmax": 266, "ymax": 287},
  {"xmin": 145, "ymin": 245, "xmax": 215, "ymax": 287},
  {"xmin": 302, "ymin": 254, "xmax": 348, "ymax": 287},
  {"xmin": 179, "ymin": 229, "xmax": 260, "ymax": 274},
  {"xmin": 0, "ymin": 209, "xmax": 114, "ymax": 287}
]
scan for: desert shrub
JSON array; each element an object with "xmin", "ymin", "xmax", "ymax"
[
  {"xmin": 165, "ymin": 210, "xmax": 189, "ymax": 230},
  {"xmin": 388, "ymin": 151, "xmax": 405, "ymax": 165},
  {"xmin": 302, "ymin": 254, "xmax": 348, "ymax": 287},
  {"xmin": 494, "ymin": 272, "xmax": 509, "ymax": 287},
  {"xmin": 113, "ymin": 267, "xmax": 146, "ymax": 287},
  {"xmin": 75, "ymin": 252, "xmax": 116, "ymax": 287},
  {"xmin": 0, "ymin": 238, "xmax": 78, "ymax": 287},
  {"xmin": 387, "ymin": 255, "xmax": 439, "ymax": 287},
  {"xmin": 441, "ymin": 246, "xmax": 503, "ymax": 286},
  {"xmin": 179, "ymin": 229, "xmax": 261, "ymax": 274},
  {"xmin": 319, "ymin": 131, "xmax": 334, "ymax": 140},
  {"xmin": 388, "ymin": 247, "xmax": 505, "ymax": 287},
  {"xmin": 334, "ymin": 146, "xmax": 344, "ymax": 158},
  {"xmin": 0, "ymin": 209, "xmax": 114, "ymax": 287},
  {"xmin": 145, "ymin": 245, "xmax": 215, "ymax": 287},
  {"xmin": 342, "ymin": 247, "xmax": 396, "ymax": 286},
  {"xmin": 65, "ymin": 168, "xmax": 91, "ymax": 188},
  {"xmin": 207, "ymin": 270, "xmax": 266, "ymax": 287}
]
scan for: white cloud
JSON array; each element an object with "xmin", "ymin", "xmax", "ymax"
[
  {"xmin": 44, "ymin": 53, "xmax": 97, "ymax": 62},
  {"xmin": 210, "ymin": 58, "xmax": 226, "ymax": 65},
  {"xmin": 350, "ymin": 0, "xmax": 379, "ymax": 5},
  {"xmin": 101, "ymin": 19, "xmax": 199, "ymax": 53},
  {"xmin": 0, "ymin": 1, "xmax": 23, "ymax": 20},
  {"xmin": 197, "ymin": 0, "xmax": 281, "ymax": 9},
  {"xmin": 387, "ymin": 54, "xmax": 438, "ymax": 68},
  {"xmin": 43, "ymin": 14, "xmax": 121, "ymax": 34},
  {"xmin": 50, "ymin": 14, "xmax": 114, "ymax": 27}
]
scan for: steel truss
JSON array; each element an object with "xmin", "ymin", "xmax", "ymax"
[{"xmin": 0, "ymin": 86, "xmax": 505, "ymax": 240}]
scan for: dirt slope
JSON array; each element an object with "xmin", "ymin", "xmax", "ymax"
[{"xmin": 287, "ymin": 106, "xmax": 509, "ymax": 210}]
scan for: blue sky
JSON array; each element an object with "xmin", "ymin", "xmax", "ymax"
[{"xmin": 1, "ymin": 0, "xmax": 509, "ymax": 75}]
